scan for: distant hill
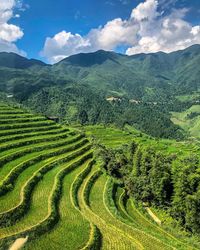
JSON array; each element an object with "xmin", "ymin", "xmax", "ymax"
[
  {"xmin": 58, "ymin": 50, "xmax": 124, "ymax": 67},
  {"xmin": 0, "ymin": 52, "xmax": 47, "ymax": 69}
]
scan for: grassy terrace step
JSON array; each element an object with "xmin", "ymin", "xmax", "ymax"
[
  {"xmin": 0, "ymin": 132, "xmax": 83, "ymax": 166},
  {"xmin": 0, "ymin": 151, "xmax": 93, "ymax": 250},
  {"xmin": 0, "ymin": 113, "xmax": 34, "ymax": 119},
  {"xmin": 0, "ymin": 144, "xmax": 92, "ymax": 228},
  {"xmin": 0, "ymin": 116, "xmax": 46, "ymax": 124},
  {"xmin": 0, "ymin": 129, "xmax": 74, "ymax": 153},
  {"xmin": 0, "ymin": 135, "xmax": 87, "ymax": 196},
  {"xmin": 0, "ymin": 107, "xmax": 16, "ymax": 111},
  {"xmin": 0, "ymin": 135, "xmax": 84, "ymax": 171},
  {"xmin": 71, "ymin": 160, "xmax": 94, "ymax": 210},
  {"xmin": 0, "ymin": 135, "xmax": 88, "ymax": 198},
  {"xmin": 104, "ymin": 179, "xmax": 177, "ymax": 249},
  {"xmin": 0, "ymin": 120, "xmax": 55, "ymax": 130},
  {"xmin": 125, "ymin": 198, "xmax": 197, "ymax": 250},
  {"xmin": 0, "ymin": 124, "xmax": 61, "ymax": 137},
  {"xmin": 87, "ymin": 172, "xmax": 142, "ymax": 249},
  {"xmin": 79, "ymin": 169, "xmax": 138, "ymax": 250},
  {"xmin": 114, "ymin": 186, "xmax": 193, "ymax": 250},
  {"xmin": 117, "ymin": 189, "xmax": 180, "ymax": 248},
  {"xmin": 70, "ymin": 160, "xmax": 102, "ymax": 250},
  {"xmin": 0, "ymin": 127, "xmax": 69, "ymax": 144},
  {"xmin": 24, "ymin": 160, "xmax": 93, "ymax": 250},
  {"xmin": 94, "ymin": 175, "xmax": 174, "ymax": 250},
  {"xmin": 0, "ymin": 110, "xmax": 26, "ymax": 114}
]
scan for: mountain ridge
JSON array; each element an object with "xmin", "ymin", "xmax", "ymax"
[
  {"xmin": 0, "ymin": 44, "xmax": 200, "ymax": 139},
  {"xmin": 0, "ymin": 44, "xmax": 200, "ymax": 67},
  {"xmin": 0, "ymin": 52, "xmax": 48, "ymax": 69}
]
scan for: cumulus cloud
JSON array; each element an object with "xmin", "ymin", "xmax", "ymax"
[
  {"xmin": 0, "ymin": 0, "xmax": 25, "ymax": 55},
  {"xmin": 42, "ymin": 18, "xmax": 139, "ymax": 63},
  {"xmin": 42, "ymin": 0, "xmax": 200, "ymax": 63}
]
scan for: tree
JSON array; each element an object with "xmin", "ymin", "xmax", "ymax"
[{"xmin": 79, "ymin": 110, "xmax": 88, "ymax": 125}]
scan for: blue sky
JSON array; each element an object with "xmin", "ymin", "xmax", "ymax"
[{"xmin": 1, "ymin": 0, "xmax": 200, "ymax": 63}]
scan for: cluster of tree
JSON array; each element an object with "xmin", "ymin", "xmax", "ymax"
[
  {"xmin": 98, "ymin": 142, "xmax": 200, "ymax": 234},
  {"xmin": 19, "ymin": 86, "xmax": 184, "ymax": 140}
]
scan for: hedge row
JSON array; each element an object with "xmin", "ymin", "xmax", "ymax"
[
  {"xmin": 0, "ymin": 130, "xmax": 72, "ymax": 153},
  {"xmin": 0, "ymin": 136, "xmax": 87, "ymax": 196},
  {"xmin": 0, "ymin": 152, "xmax": 93, "ymax": 250},
  {"xmin": 0, "ymin": 120, "xmax": 54, "ymax": 131},
  {"xmin": 0, "ymin": 114, "xmax": 33, "ymax": 119},
  {"xmin": 0, "ymin": 116, "xmax": 46, "ymax": 124},
  {"xmin": 71, "ymin": 160, "xmax": 95, "ymax": 209},
  {"xmin": 0, "ymin": 133, "xmax": 83, "ymax": 167},
  {"xmin": 0, "ymin": 124, "xmax": 61, "ymax": 137},
  {"xmin": 0, "ymin": 128, "xmax": 69, "ymax": 144},
  {"xmin": 0, "ymin": 111, "xmax": 25, "ymax": 115}
]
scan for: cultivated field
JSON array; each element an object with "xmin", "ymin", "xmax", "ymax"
[{"xmin": 0, "ymin": 104, "xmax": 198, "ymax": 249}]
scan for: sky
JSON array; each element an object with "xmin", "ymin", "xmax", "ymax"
[{"xmin": 0, "ymin": 0, "xmax": 200, "ymax": 63}]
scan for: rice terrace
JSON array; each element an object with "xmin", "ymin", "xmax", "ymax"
[
  {"xmin": 1, "ymin": 0, "xmax": 200, "ymax": 249},
  {"xmin": 0, "ymin": 102, "xmax": 199, "ymax": 250}
]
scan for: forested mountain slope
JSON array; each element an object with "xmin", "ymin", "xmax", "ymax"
[{"xmin": 0, "ymin": 45, "xmax": 200, "ymax": 139}]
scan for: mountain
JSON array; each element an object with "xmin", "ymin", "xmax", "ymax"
[
  {"xmin": 0, "ymin": 52, "xmax": 47, "ymax": 69},
  {"xmin": 52, "ymin": 44, "xmax": 200, "ymax": 97},
  {"xmin": 0, "ymin": 44, "xmax": 200, "ymax": 139},
  {"xmin": 58, "ymin": 50, "xmax": 124, "ymax": 67}
]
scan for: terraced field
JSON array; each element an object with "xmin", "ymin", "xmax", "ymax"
[{"xmin": 0, "ymin": 104, "xmax": 198, "ymax": 249}]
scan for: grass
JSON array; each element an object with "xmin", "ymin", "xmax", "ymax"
[
  {"xmin": 24, "ymin": 161, "xmax": 92, "ymax": 250},
  {"xmin": 0, "ymin": 140, "xmax": 89, "ymax": 214},
  {"xmin": 0, "ymin": 151, "xmax": 92, "ymax": 239},
  {"xmin": 80, "ymin": 168, "xmax": 137, "ymax": 250},
  {"xmin": 83, "ymin": 124, "xmax": 200, "ymax": 159},
  {"xmin": 171, "ymin": 105, "xmax": 200, "ymax": 138}
]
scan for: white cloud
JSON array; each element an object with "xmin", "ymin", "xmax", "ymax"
[
  {"xmin": 0, "ymin": 0, "xmax": 25, "ymax": 55},
  {"xmin": 42, "ymin": 18, "xmax": 139, "ymax": 63},
  {"xmin": 41, "ymin": 31, "xmax": 91, "ymax": 63},
  {"xmin": 42, "ymin": 0, "xmax": 200, "ymax": 63},
  {"xmin": 88, "ymin": 18, "xmax": 139, "ymax": 50},
  {"xmin": 131, "ymin": 0, "xmax": 159, "ymax": 21}
]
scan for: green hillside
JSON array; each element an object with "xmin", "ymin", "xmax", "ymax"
[
  {"xmin": 171, "ymin": 91, "xmax": 200, "ymax": 139},
  {"xmin": 0, "ymin": 45, "xmax": 200, "ymax": 139},
  {"xmin": 0, "ymin": 103, "xmax": 199, "ymax": 249}
]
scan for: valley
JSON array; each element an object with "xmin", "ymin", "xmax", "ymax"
[{"xmin": 0, "ymin": 45, "xmax": 200, "ymax": 249}]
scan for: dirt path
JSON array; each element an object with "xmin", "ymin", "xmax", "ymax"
[
  {"xmin": 145, "ymin": 207, "xmax": 162, "ymax": 226},
  {"xmin": 9, "ymin": 236, "xmax": 28, "ymax": 250}
]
